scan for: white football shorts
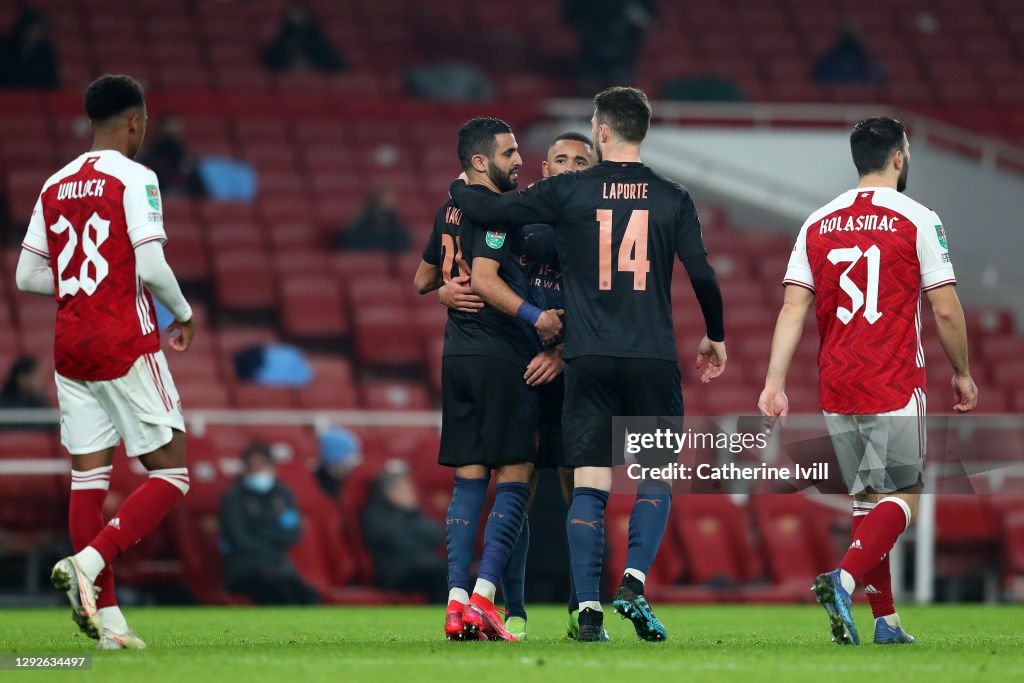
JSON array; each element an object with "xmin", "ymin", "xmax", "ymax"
[
  {"xmin": 55, "ymin": 351, "xmax": 185, "ymax": 457},
  {"xmin": 823, "ymin": 389, "xmax": 926, "ymax": 495}
]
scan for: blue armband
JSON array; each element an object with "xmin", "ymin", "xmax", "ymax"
[{"xmin": 516, "ymin": 301, "xmax": 543, "ymax": 326}]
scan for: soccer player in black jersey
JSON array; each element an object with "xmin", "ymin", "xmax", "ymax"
[
  {"xmin": 413, "ymin": 118, "xmax": 561, "ymax": 642},
  {"xmin": 473, "ymin": 131, "xmax": 597, "ymax": 640},
  {"xmin": 449, "ymin": 88, "xmax": 728, "ymax": 642}
]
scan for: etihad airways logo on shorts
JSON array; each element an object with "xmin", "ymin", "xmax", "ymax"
[{"xmin": 819, "ymin": 214, "xmax": 900, "ymax": 234}]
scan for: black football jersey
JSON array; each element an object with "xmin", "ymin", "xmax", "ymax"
[
  {"xmin": 450, "ymin": 161, "xmax": 706, "ymax": 362},
  {"xmin": 422, "ymin": 189, "xmax": 536, "ymax": 367}
]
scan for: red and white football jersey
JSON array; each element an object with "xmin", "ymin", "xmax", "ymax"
[
  {"xmin": 784, "ymin": 187, "xmax": 956, "ymax": 414},
  {"xmin": 21, "ymin": 150, "xmax": 167, "ymax": 381}
]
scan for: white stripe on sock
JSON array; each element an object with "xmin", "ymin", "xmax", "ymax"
[
  {"xmin": 149, "ymin": 468, "xmax": 190, "ymax": 495},
  {"xmin": 624, "ymin": 568, "xmax": 646, "ymax": 585},
  {"xmin": 448, "ymin": 588, "xmax": 469, "ymax": 605},
  {"xmin": 878, "ymin": 496, "xmax": 912, "ymax": 528},
  {"xmin": 473, "ymin": 578, "xmax": 496, "ymax": 602},
  {"xmin": 71, "ymin": 467, "xmax": 112, "ymax": 491}
]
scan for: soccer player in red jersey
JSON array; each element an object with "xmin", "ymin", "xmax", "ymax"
[
  {"xmin": 15, "ymin": 75, "xmax": 195, "ymax": 649},
  {"xmin": 759, "ymin": 117, "xmax": 978, "ymax": 645}
]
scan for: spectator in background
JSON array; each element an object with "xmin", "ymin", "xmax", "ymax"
[
  {"xmin": 315, "ymin": 426, "xmax": 362, "ymax": 499},
  {"xmin": 263, "ymin": 1, "xmax": 346, "ymax": 74},
  {"xmin": 219, "ymin": 443, "xmax": 319, "ymax": 605},
  {"xmin": 563, "ymin": 0, "xmax": 655, "ymax": 91},
  {"xmin": 360, "ymin": 460, "xmax": 447, "ymax": 603},
  {"xmin": 139, "ymin": 115, "xmax": 205, "ymax": 198},
  {"xmin": 336, "ymin": 189, "xmax": 410, "ymax": 252},
  {"xmin": 0, "ymin": 356, "xmax": 49, "ymax": 409},
  {"xmin": 813, "ymin": 25, "xmax": 886, "ymax": 86},
  {"xmin": 0, "ymin": 4, "xmax": 58, "ymax": 89}
]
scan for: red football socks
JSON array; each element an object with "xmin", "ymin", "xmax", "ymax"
[
  {"xmin": 90, "ymin": 474, "xmax": 187, "ymax": 564},
  {"xmin": 70, "ymin": 469, "xmax": 117, "ymax": 608},
  {"xmin": 839, "ymin": 497, "xmax": 910, "ymax": 583}
]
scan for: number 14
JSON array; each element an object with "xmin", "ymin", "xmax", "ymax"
[{"xmin": 597, "ymin": 209, "xmax": 650, "ymax": 291}]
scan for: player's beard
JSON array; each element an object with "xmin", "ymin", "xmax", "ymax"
[
  {"xmin": 594, "ymin": 138, "xmax": 604, "ymax": 163},
  {"xmin": 487, "ymin": 161, "xmax": 519, "ymax": 192},
  {"xmin": 896, "ymin": 155, "xmax": 909, "ymax": 193}
]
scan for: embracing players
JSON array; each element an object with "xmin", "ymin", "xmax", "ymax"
[
  {"xmin": 471, "ymin": 131, "xmax": 598, "ymax": 639},
  {"xmin": 15, "ymin": 75, "xmax": 195, "ymax": 649},
  {"xmin": 414, "ymin": 118, "xmax": 560, "ymax": 641},
  {"xmin": 758, "ymin": 117, "xmax": 978, "ymax": 645},
  {"xmin": 449, "ymin": 87, "xmax": 728, "ymax": 642}
]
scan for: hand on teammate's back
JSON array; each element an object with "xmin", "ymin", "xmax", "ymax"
[
  {"xmin": 524, "ymin": 347, "xmax": 564, "ymax": 387},
  {"xmin": 695, "ymin": 336, "xmax": 727, "ymax": 384},
  {"xmin": 439, "ymin": 275, "xmax": 484, "ymax": 313},
  {"xmin": 951, "ymin": 373, "xmax": 978, "ymax": 413},
  {"xmin": 535, "ymin": 309, "xmax": 563, "ymax": 344},
  {"xmin": 166, "ymin": 318, "xmax": 195, "ymax": 352}
]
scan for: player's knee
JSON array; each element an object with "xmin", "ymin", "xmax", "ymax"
[
  {"xmin": 149, "ymin": 467, "xmax": 190, "ymax": 496},
  {"xmin": 495, "ymin": 462, "xmax": 533, "ymax": 484}
]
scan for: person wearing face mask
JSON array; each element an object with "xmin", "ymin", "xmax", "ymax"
[{"xmin": 218, "ymin": 442, "xmax": 319, "ymax": 605}]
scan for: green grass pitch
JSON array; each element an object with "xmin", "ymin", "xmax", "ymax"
[{"xmin": 3, "ymin": 605, "xmax": 1022, "ymax": 682}]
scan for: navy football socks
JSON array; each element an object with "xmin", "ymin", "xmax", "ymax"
[
  {"xmin": 477, "ymin": 482, "xmax": 531, "ymax": 586},
  {"xmin": 445, "ymin": 476, "xmax": 488, "ymax": 593},
  {"xmin": 625, "ymin": 480, "xmax": 673, "ymax": 581},
  {"xmin": 567, "ymin": 487, "xmax": 609, "ymax": 604},
  {"xmin": 501, "ymin": 514, "xmax": 530, "ymax": 619}
]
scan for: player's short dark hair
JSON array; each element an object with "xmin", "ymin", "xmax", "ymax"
[
  {"xmin": 457, "ymin": 117, "xmax": 513, "ymax": 171},
  {"xmin": 549, "ymin": 131, "xmax": 594, "ymax": 150},
  {"xmin": 241, "ymin": 442, "xmax": 274, "ymax": 468},
  {"xmin": 850, "ymin": 117, "xmax": 907, "ymax": 176},
  {"xmin": 84, "ymin": 74, "xmax": 145, "ymax": 123},
  {"xmin": 593, "ymin": 87, "xmax": 651, "ymax": 144}
]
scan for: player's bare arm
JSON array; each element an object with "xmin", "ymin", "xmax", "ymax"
[
  {"xmin": 759, "ymin": 284, "xmax": 814, "ymax": 426},
  {"xmin": 437, "ymin": 275, "xmax": 484, "ymax": 313},
  {"xmin": 524, "ymin": 346, "xmax": 564, "ymax": 387},
  {"xmin": 15, "ymin": 249, "xmax": 55, "ymax": 296},
  {"xmin": 471, "ymin": 256, "xmax": 563, "ymax": 344},
  {"xmin": 413, "ymin": 260, "xmax": 442, "ymax": 295},
  {"xmin": 925, "ymin": 284, "xmax": 978, "ymax": 412}
]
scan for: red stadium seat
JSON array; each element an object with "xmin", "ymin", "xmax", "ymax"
[
  {"xmin": 0, "ymin": 432, "xmax": 64, "ymax": 535},
  {"xmin": 231, "ymin": 383, "xmax": 298, "ymax": 410},
  {"xmin": 360, "ymin": 379, "xmax": 432, "ymax": 411},
  {"xmin": 295, "ymin": 356, "xmax": 360, "ymax": 410},
  {"xmin": 280, "ymin": 275, "xmax": 349, "ymax": 340},
  {"xmin": 177, "ymin": 377, "xmax": 233, "ymax": 409},
  {"xmin": 333, "ymin": 251, "xmax": 394, "ymax": 286},
  {"xmin": 749, "ymin": 494, "xmax": 838, "ymax": 596},
  {"xmin": 352, "ymin": 305, "xmax": 424, "ymax": 369},
  {"xmin": 213, "ymin": 251, "xmax": 278, "ymax": 312}
]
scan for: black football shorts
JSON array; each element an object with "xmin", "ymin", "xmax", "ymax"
[{"xmin": 438, "ymin": 355, "xmax": 538, "ymax": 468}]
